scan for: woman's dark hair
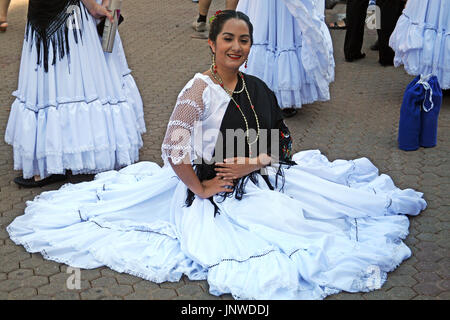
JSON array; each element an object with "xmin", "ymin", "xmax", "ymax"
[{"xmin": 208, "ymin": 10, "xmax": 254, "ymax": 45}]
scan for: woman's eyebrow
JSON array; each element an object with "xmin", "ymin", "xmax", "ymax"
[{"xmin": 221, "ymin": 32, "xmax": 250, "ymax": 38}]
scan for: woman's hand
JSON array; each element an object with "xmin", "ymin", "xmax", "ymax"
[
  {"xmin": 198, "ymin": 176, "xmax": 234, "ymax": 199},
  {"xmin": 82, "ymin": 0, "xmax": 113, "ymax": 22},
  {"xmin": 215, "ymin": 154, "xmax": 271, "ymax": 180}
]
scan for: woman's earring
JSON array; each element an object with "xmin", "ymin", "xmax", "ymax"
[
  {"xmin": 245, "ymin": 59, "xmax": 248, "ymax": 68},
  {"xmin": 212, "ymin": 53, "xmax": 217, "ymax": 73}
]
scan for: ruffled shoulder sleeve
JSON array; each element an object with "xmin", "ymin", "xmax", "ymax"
[{"xmin": 161, "ymin": 76, "xmax": 209, "ymax": 165}]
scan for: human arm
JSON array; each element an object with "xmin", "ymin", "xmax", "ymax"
[
  {"xmin": 214, "ymin": 154, "xmax": 272, "ymax": 180},
  {"xmin": 81, "ymin": 0, "xmax": 113, "ymax": 22},
  {"xmin": 169, "ymin": 157, "xmax": 234, "ymax": 199},
  {"xmin": 162, "ymin": 78, "xmax": 234, "ymax": 198}
]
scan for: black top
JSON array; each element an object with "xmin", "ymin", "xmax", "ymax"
[
  {"xmin": 186, "ymin": 73, "xmax": 293, "ymax": 215},
  {"xmin": 216, "ymin": 73, "xmax": 284, "ymax": 160}
]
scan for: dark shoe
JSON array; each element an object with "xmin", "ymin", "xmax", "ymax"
[
  {"xmin": 345, "ymin": 53, "xmax": 366, "ymax": 62},
  {"xmin": 370, "ymin": 40, "xmax": 379, "ymax": 51},
  {"xmin": 282, "ymin": 108, "xmax": 298, "ymax": 118},
  {"xmin": 14, "ymin": 174, "xmax": 67, "ymax": 188}
]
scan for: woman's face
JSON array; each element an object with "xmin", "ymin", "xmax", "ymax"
[{"xmin": 209, "ymin": 18, "xmax": 251, "ymax": 72}]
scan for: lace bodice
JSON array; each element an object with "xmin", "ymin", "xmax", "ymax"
[{"xmin": 161, "ymin": 74, "xmax": 231, "ymax": 166}]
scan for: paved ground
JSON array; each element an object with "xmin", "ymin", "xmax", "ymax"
[{"xmin": 0, "ymin": 0, "xmax": 448, "ymax": 300}]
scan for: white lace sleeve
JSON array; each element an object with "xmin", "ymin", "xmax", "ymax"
[{"xmin": 161, "ymin": 78, "xmax": 208, "ymax": 165}]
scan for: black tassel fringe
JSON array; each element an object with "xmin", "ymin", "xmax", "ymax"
[{"xmin": 25, "ymin": 0, "xmax": 89, "ymax": 72}]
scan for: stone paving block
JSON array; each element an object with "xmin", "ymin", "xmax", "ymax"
[
  {"xmin": 0, "ymin": 279, "xmax": 22, "ymax": 292},
  {"xmin": 0, "ymin": 261, "xmax": 19, "ymax": 273},
  {"xmin": 30, "ymin": 295, "xmax": 53, "ymax": 300},
  {"xmin": 220, "ymin": 294, "xmax": 234, "ymax": 300},
  {"xmin": 176, "ymin": 284, "xmax": 204, "ymax": 297},
  {"xmin": 437, "ymin": 280, "xmax": 450, "ymax": 291},
  {"xmin": 8, "ymin": 269, "xmax": 33, "ymax": 280},
  {"xmin": 80, "ymin": 287, "xmax": 112, "ymax": 300},
  {"xmin": 124, "ymin": 291, "xmax": 153, "ymax": 300},
  {"xmin": 91, "ymin": 277, "xmax": 118, "ymax": 287},
  {"xmin": 105, "ymin": 284, "xmax": 133, "ymax": 297},
  {"xmin": 6, "ymin": 250, "xmax": 32, "ymax": 262},
  {"xmin": 412, "ymin": 295, "xmax": 436, "ymax": 300},
  {"xmin": 33, "ymin": 263, "xmax": 61, "ymax": 277},
  {"xmin": 19, "ymin": 255, "xmax": 45, "ymax": 269},
  {"xmin": 115, "ymin": 273, "xmax": 141, "ymax": 286},
  {"xmin": 413, "ymin": 283, "xmax": 443, "ymax": 297},
  {"xmin": 383, "ymin": 275, "xmax": 417, "ymax": 290},
  {"xmin": 386, "ymin": 287, "xmax": 417, "ymax": 300},
  {"xmin": 437, "ymin": 292, "xmax": 450, "ymax": 300},
  {"xmin": 413, "ymin": 272, "xmax": 442, "ymax": 283},
  {"xmin": 415, "ymin": 250, "xmax": 444, "ymax": 262},
  {"xmin": 133, "ymin": 280, "xmax": 160, "ymax": 293},
  {"xmin": 8, "ymin": 287, "xmax": 37, "ymax": 299},
  {"xmin": 26, "ymin": 276, "xmax": 49, "ymax": 288},
  {"xmin": 160, "ymin": 281, "xmax": 186, "ymax": 290},
  {"xmin": 0, "ymin": 245, "xmax": 19, "ymax": 255},
  {"xmin": 149, "ymin": 288, "xmax": 177, "ymax": 300}
]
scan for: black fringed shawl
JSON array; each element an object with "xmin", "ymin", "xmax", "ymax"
[
  {"xmin": 185, "ymin": 74, "xmax": 296, "ymax": 216},
  {"xmin": 26, "ymin": 0, "xmax": 87, "ymax": 72}
]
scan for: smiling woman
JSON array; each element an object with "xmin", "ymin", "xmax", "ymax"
[{"xmin": 7, "ymin": 9, "xmax": 426, "ymax": 300}]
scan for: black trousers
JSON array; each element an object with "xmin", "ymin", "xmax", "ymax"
[
  {"xmin": 343, "ymin": 0, "xmax": 368, "ymax": 60},
  {"xmin": 377, "ymin": 0, "xmax": 405, "ymax": 65},
  {"xmin": 344, "ymin": 0, "xmax": 405, "ymax": 63}
]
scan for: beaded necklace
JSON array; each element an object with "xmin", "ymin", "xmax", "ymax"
[{"xmin": 210, "ymin": 64, "xmax": 260, "ymax": 157}]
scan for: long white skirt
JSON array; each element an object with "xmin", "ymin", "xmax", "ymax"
[
  {"xmin": 7, "ymin": 150, "xmax": 426, "ymax": 300},
  {"xmin": 237, "ymin": 0, "xmax": 335, "ymax": 109},
  {"xmin": 389, "ymin": 0, "xmax": 450, "ymax": 89},
  {"xmin": 5, "ymin": 2, "xmax": 146, "ymax": 179}
]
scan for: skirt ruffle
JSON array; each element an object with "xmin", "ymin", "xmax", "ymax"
[
  {"xmin": 5, "ymin": 1, "xmax": 146, "ymax": 178},
  {"xmin": 389, "ymin": 0, "xmax": 450, "ymax": 89},
  {"xmin": 7, "ymin": 151, "xmax": 426, "ymax": 300},
  {"xmin": 237, "ymin": 0, "xmax": 334, "ymax": 109}
]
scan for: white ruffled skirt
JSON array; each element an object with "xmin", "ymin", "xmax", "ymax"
[
  {"xmin": 5, "ymin": 2, "xmax": 146, "ymax": 179},
  {"xmin": 389, "ymin": 0, "xmax": 450, "ymax": 89},
  {"xmin": 7, "ymin": 150, "xmax": 426, "ymax": 299},
  {"xmin": 237, "ymin": 0, "xmax": 335, "ymax": 109}
]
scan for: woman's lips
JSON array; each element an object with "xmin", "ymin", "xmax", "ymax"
[{"xmin": 227, "ymin": 54, "xmax": 242, "ymax": 60}]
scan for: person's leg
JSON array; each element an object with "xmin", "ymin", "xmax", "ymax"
[
  {"xmin": 344, "ymin": 0, "xmax": 369, "ymax": 61},
  {"xmin": 226, "ymin": 0, "xmax": 239, "ymax": 10},
  {"xmin": 198, "ymin": 0, "xmax": 212, "ymax": 16},
  {"xmin": 193, "ymin": 0, "xmax": 212, "ymax": 32},
  {"xmin": 0, "ymin": 0, "xmax": 11, "ymax": 31},
  {"xmin": 377, "ymin": 0, "xmax": 404, "ymax": 65}
]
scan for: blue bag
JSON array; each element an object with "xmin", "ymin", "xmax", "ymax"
[
  {"xmin": 398, "ymin": 74, "xmax": 442, "ymax": 151},
  {"xmin": 419, "ymin": 76, "xmax": 442, "ymax": 148}
]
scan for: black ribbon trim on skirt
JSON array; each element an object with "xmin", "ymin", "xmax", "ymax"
[{"xmin": 26, "ymin": 0, "xmax": 88, "ymax": 72}]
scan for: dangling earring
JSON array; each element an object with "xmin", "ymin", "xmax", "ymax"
[
  {"xmin": 245, "ymin": 58, "xmax": 248, "ymax": 68},
  {"xmin": 211, "ymin": 53, "xmax": 217, "ymax": 73}
]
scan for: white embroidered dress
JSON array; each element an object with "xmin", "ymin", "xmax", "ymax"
[
  {"xmin": 7, "ymin": 73, "xmax": 426, "ymax": 300},
  {"xmin": 5, "ymin": 0, "xmax": 145, "ymax": 179},
  {"xmin": 237, "ymin": 0, "xmax": 335, "ymax": 109}
]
